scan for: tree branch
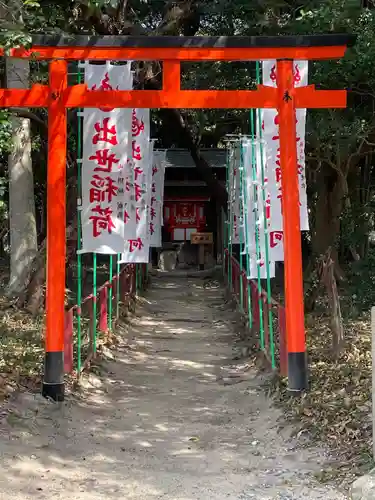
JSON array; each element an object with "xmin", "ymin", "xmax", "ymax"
[
  {"xmin": 11, "ymin": 108, "xmax": 47, "ymax": 128},
  {"xmin": 162, "ymin": 107, "xmax": 228, "ymax": 206},
  {"xmin": 71, "ymin": 0, "xmax": 227, "ymax": 208}
]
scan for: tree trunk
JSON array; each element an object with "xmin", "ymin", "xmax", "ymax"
[
  {"xmin": 75, "ymin": 2, "xmax": 227, "ymax": 209},
  {"xmin": 144, "ymin": 77, "xmax": 228, "ymax": 210},
  {"xmin": 20, "ymin": 179, "xmax": 78, "ymax": 314},
  {"xmin": 22, "ymin": 239, "xmax": 46, "ymax": 315},
  {"xmin": 311, "ymin": 167, "xmax": 346, "ymax": 281},
  {"xmin": 159, "ymin": 108, "xmax": 228, "ymax": 208},
  {"xmin": 19, "ymin": 214, "xmax": 78, "ymax": 315},
  {"xmin": 6, "ymin": 57, "xmax": 38, "ymax": 297},
  {"xmin": 322, "ymin": 249, "xmax": 344, "ymax": 359}
]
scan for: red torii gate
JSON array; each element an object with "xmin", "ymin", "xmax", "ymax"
[{"xmin": 0, "ymin": 34, "xmax": 355, "ymax": 401}]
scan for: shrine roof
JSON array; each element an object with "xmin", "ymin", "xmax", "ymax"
[
  {"xmin": 165, "ymin": 149, "xmax": 227, "ymax": 169},
  {"xmin": 30, "ymin": 34, "xmax": 356, "ymax": 49}
]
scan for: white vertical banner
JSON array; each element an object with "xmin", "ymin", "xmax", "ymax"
[
  {"xmin": 123, "ymin": 72, "xmax": 137, "ymax": 241},
  {"xmin": 249, "ymin": 256, "xmax": 275, "ymax": 280},
  {"xmin": 242, "ymin": 140, "xmax": 256, "ymax": 256},
  {"xmin": 241, "ymin": 139, "xmax": 275, "ymax": 279},
  {"xmin": 229, "ymin": 143, "xmax": 242, "ymax": 244},
  {"xmin": 228, "ymin": 146, "xmax": 235, "ymax": 242},
  {"xmin": 146, "ymin": 140, "xmax": 155, "ymax": 243},
  {"xmin": 150, "ymin": 149, "xmax": 167, "ymax": 248},
  {"xmin": 121, "ymin": 108, "xmax": 151, "ymax": 263},
  {"xmin": 261, "ymin": 60, "xmax": 309, "ymax": 261},
  {"xmin": 159, "ymin": 150, "xmax": 167, "ymax": 227},
  {"xmin": 80, "ymin": 62, "xmax": 133, "ymax": 254}
]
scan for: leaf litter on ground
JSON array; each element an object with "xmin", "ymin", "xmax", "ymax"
[
  {"xmin": 0, "ymin": 295, "xmax": 44, "ymax": 398},
  {"xmin": 266, "ymin": 308, "xmax": 372, "ymax": 489}
]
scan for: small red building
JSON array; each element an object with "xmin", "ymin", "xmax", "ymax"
[
  {"xmin": 161, "ymin": 148, "xmax": 226, "ymax": 264},
  {"xmin": 163, "ymin": 196, "xmax": 207, "ymax": 241}
]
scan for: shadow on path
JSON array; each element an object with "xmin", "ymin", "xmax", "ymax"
[{"xmin": 0, "ymin": 275, "xmax": 345, "ymax": 499}]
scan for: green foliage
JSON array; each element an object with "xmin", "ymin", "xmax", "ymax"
[
  {"xmin": 345, "ymin": 250, "xmax": 375, "ymax": 315},
  {"xmin": 0, "ymin": 111, "xmax": 12, "ymax": 154}
]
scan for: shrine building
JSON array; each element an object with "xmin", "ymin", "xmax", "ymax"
[{"xmin": 160, "ymin": 148, "xmax": 227, "ymax": 266}]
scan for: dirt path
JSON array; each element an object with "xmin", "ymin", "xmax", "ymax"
[{"xmin": 0, "ymin": 275, "xmax": 347, "ymax": 499}]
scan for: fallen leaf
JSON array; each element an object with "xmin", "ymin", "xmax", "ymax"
[{"xmin": 188, "ymin": 436, "xmax": 199, "ymax": 442}]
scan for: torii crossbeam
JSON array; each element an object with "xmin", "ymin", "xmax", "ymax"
[{"xmin": 0, "ymin": 34, "xmax": 355, "ymax": 400}]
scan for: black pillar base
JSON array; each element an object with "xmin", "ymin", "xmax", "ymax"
[
  {"xmin": 43, "ymin": 351, "xmax": 65, "ymax": 402},
  {"xmin": 199, "ymin": 264, "xmax": 204, "ymax": 271},
  {"xmin": 42, "ymin": 382, "xmax": 65, "ymax": 402},
  {"xmin": 287, "ymin": 351, "xmax": 308, "ymax": 393}
]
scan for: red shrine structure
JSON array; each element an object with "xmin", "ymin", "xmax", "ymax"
[
  {"xmin": 0, "ymin": 34, "xmax": 355, "ymax": 400},
  {"xmin": 162, "ymin": 149, "xmax": 227, "ymax": 245}
]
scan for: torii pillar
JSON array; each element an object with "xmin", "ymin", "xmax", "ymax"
[{"xmin": 0, "ymin": 34, "xmax": 355, "ymax": 400}]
